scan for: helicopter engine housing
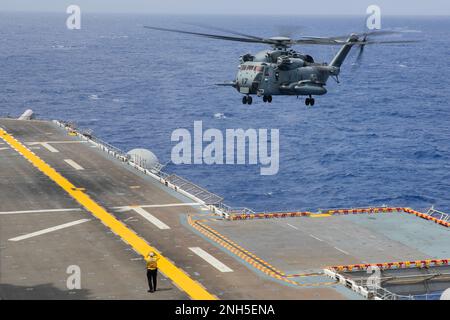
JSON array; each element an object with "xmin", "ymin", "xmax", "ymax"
[{"xmin": 276, "ymin": 57, "xmax": 305, "ymax": 70}]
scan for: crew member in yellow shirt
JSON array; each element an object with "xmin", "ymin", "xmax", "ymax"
[{"xmin": 145, "ymin": 251, "xmax": 160, "ymax": 292}]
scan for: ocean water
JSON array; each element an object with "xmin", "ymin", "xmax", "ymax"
[{"xmin": 1, "ymin": 13, "xmax": 450, "ymax": 213}]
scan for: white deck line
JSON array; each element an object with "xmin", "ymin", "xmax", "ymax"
[
  {"xmin": 0, "ymin": 208, "xmax": 82, "ymax": 215},
  {"xmin": 140, "ymin": 203, "xmax": 201, "ymax": 208},
  {"xmin": 0, "ymin": 147, "xmax": 9, "ymax": 151},
  {"xmin": 46, "ymin": 141, "xmax": 87, "ymax": 144},
  {"xmin": 286, "ymin": 223, "xmax": 299, "ymax": 230},
  {"xmin": 8, "ymin": 219, "xmax": 91, "ymax": 241},
  {"xmin": 53, "ymin": 120, "xmax": 228, "ymax": 218},
  {"xmin": 310, "ymin": 234, "xmax": 324, "ymax": 242},
  {"xmin": 132, "ymin": 207, "xmax": 171, "ymax": 230},
  {"xmin": 41, "ymin": 142, "xmax": 59, "ymax": 153},
  {"xmin": 189, "ymin": 247, "xmax": 233, "ymax": 273},
  {"xmin": 334, "ymin": 247, "xmax": 350, "ymax": 255},
  {"xmin": 64, "ymin": 159, "xmax": 84, "ymax": 170},
  {"xmin": 113, "ymin": 203, "xmax": 201, "ymax": 211}
]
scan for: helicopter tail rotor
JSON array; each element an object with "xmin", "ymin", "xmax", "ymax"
[
  {"xmin": 351, "ymin": 32, "xmax": 419, "ymax": 69},
  {"xmin": 354, "ymin": 35, "xmax": 367, "ymax": 66}
]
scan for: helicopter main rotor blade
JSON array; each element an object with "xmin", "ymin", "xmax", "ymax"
[
  {"xmin": 183, "ymin": 23, "xmax": 266, "ymax": 41},
  {"xmin": 291, "ymin": 38, "xmax": 420, "ymax": 46},
  {"xmin": 302, "ymin": 30, "xmax": 405, "ymax": 42},
  {"xmin": 145, "ymin": 26, "xmax": 354, "ymax": 46},
  {"xmin": 144, "ymin": 26, "xmax": 420, "ymax": 47},
  {"xmin": 143, "ymin": 26, "xmax": 275, "ymax": 44},
  {"xmin": 354, "ymin": 39, "xmax": 421, "ymax": 45},
  {"xmin": 292, "ymin": 38, "xmax": 344, "ymax": 45}
]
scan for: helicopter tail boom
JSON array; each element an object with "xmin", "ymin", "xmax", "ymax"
[{"xmin": 329, "ymin": 35, "xmax": 359, "ymax": 68}]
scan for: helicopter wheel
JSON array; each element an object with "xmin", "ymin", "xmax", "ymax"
[
  {"xmin": 242, "ymin": 96, "xmax": 248, "ymax": 104},
  {"xmin": 267, "ymin": 95, "xmax": 272, "ymax": 103},
  {"xmin": 247, "ymin": 96, "xmax": 253, "ymax": 105},
  {"xmin": 305, "ymin": 97, "xmax": 315, "ymax": 106},
  {"xmin": 263, "ymin": 96, "xmax": 268, "ymax": 103}
]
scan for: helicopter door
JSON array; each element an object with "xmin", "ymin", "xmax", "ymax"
[
  {"xmin": 252, "ymin": 65, "xmax": 265, "ymax": 94},
  {"xmin": 258, "ymin": 66, "xmax": 270, "ymax": 93}
]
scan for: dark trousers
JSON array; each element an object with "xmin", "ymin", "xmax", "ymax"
[{"xmin": 147, "ymin": 269, "xmax": 158, "ymax": 291}]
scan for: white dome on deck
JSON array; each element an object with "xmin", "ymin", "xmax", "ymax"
[{"xmin": 127, "ymin": 148, "xmax": 159, "ymax": 169}]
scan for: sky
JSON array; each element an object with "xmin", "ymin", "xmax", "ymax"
[{"xmin": 1, "ymin": 0, "xmax": 450, "ymax": 16}]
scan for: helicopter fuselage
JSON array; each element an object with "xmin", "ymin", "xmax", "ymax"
[
  {"xmin": 235, "ymin": 48, "xmax": 337, "ymax": 98},
  {"xmin": 144, "ymin": 25, "xmax": 413, "ymax": 105}
]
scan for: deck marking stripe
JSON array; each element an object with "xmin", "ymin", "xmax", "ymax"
[
  {"xmin": 334, "ymin": 247, "xmax": 350, "ymax": 255},
  {"xmin": 44, "ymin": 141, "xmax": 87, "ymax": 144},
  {"xmin": 0, "ymin": 208, "xmax": 82, "ymax": 215},
  {"xmin": 64, "ymin": 159, "xmax": 84, "ymax": 170},
  {"xmin": 0, "ymin": 147, "xmax": 9, "ymax": 150},
  {"xmin": 188, "ymin": 217, "xmax": 334, "ymax": 287},
  {"xmin": 8, "ymin": 219, "xmax": 90, "ymax": 241},
  {"xmin": 310, "ymin": 234, "xmax": 324, "ymax": 242},
  {"xmin": 113, "ymin": 203, "xmax": 201, "ymax": 211},
  {"xmin": 0, "ymin": 128, "xmax": 215, "ymax": 300},
  {"xmin": 132, "ymin": 207, "xmax": 171, "ymax": 230},
  {"xmin": 189, "ymin": 247, "xmax": 233, "ymax": 272},
  {"xmin": 140, "ymin": 203, "xmax": 201, "ymax": 208},
  {"xmin": 286, "ymin": 223, "xmax": 299, "ymax": 230},
  {"xmin": 41, "ymin": 142, "xmax": 59, "ymax": 153}
]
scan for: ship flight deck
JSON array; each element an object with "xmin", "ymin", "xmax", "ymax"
[{"xmin": 0, "ymin": 118, "xmax": 448, "ymax": 300}]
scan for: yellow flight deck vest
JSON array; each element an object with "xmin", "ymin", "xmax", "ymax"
[{"xmin": 146, "ymin": 256, "xmax": 159, "ymax": 270}]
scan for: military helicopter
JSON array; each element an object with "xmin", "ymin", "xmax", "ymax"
[{"xmin": 144, "ymin": 25, "xmax": 416, "ymax": 106}]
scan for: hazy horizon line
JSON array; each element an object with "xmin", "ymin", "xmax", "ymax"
[{"xmin": 1, "ymin": 10, "xmax": 450, "ymax": 17}]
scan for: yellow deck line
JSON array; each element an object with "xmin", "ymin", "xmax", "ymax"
[
  {"xmin": 0, "ymin": 128, "xmax": 215, "ymax": 300},
  {"xmin": 188, "ymin": 216, "xmax": 335, "ymax": 287}
]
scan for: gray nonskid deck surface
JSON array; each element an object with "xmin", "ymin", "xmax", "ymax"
[
  {"xmin": 0, "ymin": 126, "xmax": 186, "ymax": 299},
  {"xmin": 1, "ymin": 119, "xmax": 348, "ymax": 299},
  {"xmin": 203, "ymin": 212, "xmax": 448, "ymax": 275}
]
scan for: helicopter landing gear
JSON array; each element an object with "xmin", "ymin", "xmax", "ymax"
[
  {"xmin": 242, "ymin": 95, "xmax": 253, "ymax": 105},
  {"xmin": 305, "ymin": 96, "xmax": 315, "ymax": 106},
  {"xmin": 262, "ymin": 95, "xmax": 272, "ymax": 103}
]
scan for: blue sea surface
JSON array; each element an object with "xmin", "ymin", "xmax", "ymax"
[{"xmin": 1, "ymin": 13, "xmax": 449, "ymax": 213}]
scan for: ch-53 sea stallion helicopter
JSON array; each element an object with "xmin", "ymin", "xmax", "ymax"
[{"xmin": 144, "ymin": 25, "xmax": 416, "ymax": 106}]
